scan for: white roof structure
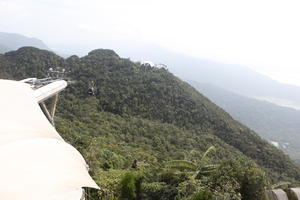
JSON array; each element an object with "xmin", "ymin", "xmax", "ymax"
[
  {"xmin": 34, "ymin": 80, "xmax": 68, "ymax": 103},
  {"xmin": 141, "ymin": 61, "xmax": 168, "ymax": 69},
  {"xmin": 141, "ymin": 61, "xmax": 155, "ymax": 67},
  {"xmin": 0, "ymin": 79, "xmax": 99, "ymax": 200}
]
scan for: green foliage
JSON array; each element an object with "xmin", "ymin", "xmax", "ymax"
[
  {"xmin": 1, "ymin": 47, "xmax": 300, "ymax": 199},
  {"xmin": 191, "ymin": 81, "xmax": 300, "ymax": 163},
  {"xmin": 120, "ymin": 172, "xmax": 144, "ymax": 200},
  {"xmin": 241, "ymin": 167, "xmax": 267, "ymax": 200},
  {"xmin": 208, "ymin": 159, "xmax": 267, "ymax": 200},
  {"xmin": 120, "ymin": 173, "xmax": 137, "ymax": 200},
  {"xmin": 190, "ymin": 190, "xmax": 213, "ymax": 200},
  {"xmin": 165, "ymin": 146, "xmax": 217, "ymax": 179},
  {"xmin": 143, "ymin": 181, "xmax": 178, "ymax": 200},
  {"xmin": 165, "ymin": 160, "xmax": 198, "ymax": 171},
  {"xmin": 95, "ymin": 169, "xmax": 127, "ymax": 199},
  {"xmin": 198, "ymin": 146, "xmax": 216, "ymax": 166}
]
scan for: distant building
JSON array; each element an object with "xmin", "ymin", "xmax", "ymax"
[
  {"xmin": 270, "ymin": 141, "xmax": 280, "ymax": 148},
  {"xmin": 141, "ymin": 61, "xmax": 168, "ymax": 69},
  {"xmin": 141, "ymin": 61, "xmax": 155, "ymax": 67}
]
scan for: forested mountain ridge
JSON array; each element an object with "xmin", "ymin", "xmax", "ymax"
[
  {"xmin": 116, "ymin": 44, "xmax": 300, "ymax": 106},
  {"xmin": 188, "ymin": 81, "xmax": 300, "ymax": 163},
  {"xmin": 1, "ymin": 47, "xmax": 300, "ymax": 199}
]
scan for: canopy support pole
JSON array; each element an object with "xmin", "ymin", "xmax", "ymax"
[
  {"xmin": 50, "ymin": 94, "xmax": 58, "ymax": 119},
  {"xmin": 39, "ymin": 94, "xmax": 60, "ymax": 126},
  {"xmin": 40, "ymin": 102, "xmax": 54, "ymax": 126}
]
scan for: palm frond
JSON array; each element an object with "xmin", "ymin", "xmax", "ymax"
[
  {"xmin": 165, "ymin": 160, "xmax": 197, "ymax": 171},
  {"xmin": 201, "ymin": 146, "xmax": 216, "ymax": 161},
  {"xmin": 200, "ymin": 164, "xmax": 218, "ymax": 171},
  {"xmin": 197, "ymin": 146, "xmax": 216, "ymax": 170},
  {"xmin": 196, "ymin": 164, "xmax": 218, "ymax": 179}
]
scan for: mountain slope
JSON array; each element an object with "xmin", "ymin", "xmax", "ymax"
[
  {"xmin": 114, "ymin": 44, "xmax": 300, "ymax": 106},
  {"xmin": 188, "ymin": 81, "xmax": 300, "ymax": 163},
  {"xmin": 1, "ymin": 47, "xmax": 300, "ymax": 181},
  {"xmin": 0, "ymin": 32, "xmax": 50, "ymax": 53}
]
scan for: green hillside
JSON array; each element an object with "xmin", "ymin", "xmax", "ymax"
[
  {"xmin": 1, "ymin": 47, "xmax": 300, "ymax": 199},
  {"xmin": 188, "ymin": 81, "xmax": 300, "ymax": 163}
]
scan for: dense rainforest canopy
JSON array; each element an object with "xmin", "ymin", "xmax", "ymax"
[{"xmin": 0, "ymin": 47, "xmax": 299, "ymax": 200}]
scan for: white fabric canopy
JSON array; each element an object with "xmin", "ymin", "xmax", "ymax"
[
  {"xmin": 0, "ymin": 80, "xmax": 63, "ymax": 145},
  {"xmin": 0, "ymin": 80, "xmax": 99, "ymax": 200},
  {"xmin": 46, "ymin": 189, "xmax": 83, "ymax": 200}
]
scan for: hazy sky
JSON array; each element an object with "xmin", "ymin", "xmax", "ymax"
[{"xmin": 0, "ymin": 0, "xmax": 300, "ymax": 85}]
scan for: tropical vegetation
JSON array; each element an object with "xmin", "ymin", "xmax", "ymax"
[{"xmin": 1, "ymin": 47, "xmax": 300, "ymax": 199}]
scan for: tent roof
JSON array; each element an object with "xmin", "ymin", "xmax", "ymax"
[
  {"xmin": 0, "ymin": 80, "xmax": 63, "ymax": 145},
  {"xmin": 0, "ymin": 79, "xmax": 99, "ymax": 200}
]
